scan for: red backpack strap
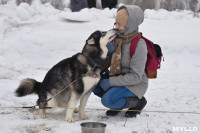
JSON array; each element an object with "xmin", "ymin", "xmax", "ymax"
[
  {"xmin": 141, "ymin": 36, "xmax": 157, "ymax": 56},
  {"xmin": 130, "ymin": 34, "xmax": 141, "ymax": 57}
]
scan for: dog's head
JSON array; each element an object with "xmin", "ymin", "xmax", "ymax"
[
  {"xmin": 83, "ymin": 30, "xmax": 116, "ymax": 59},
  {"xmin": 86, "ymin": 29, "xmax": 116, "ymax": 46}
]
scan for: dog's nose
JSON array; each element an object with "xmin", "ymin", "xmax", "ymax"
[
  {"xmin": 109, "ymin": 29, "xmax": 117, "ymax": 32},
  {"xmin": 113, "ymin": 28, "xmax": 117, "ymax": 31}
]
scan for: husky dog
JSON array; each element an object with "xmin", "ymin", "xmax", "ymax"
[{"xmin": 15, "ymin": 30, "xmax": 116, "ymax": 122}]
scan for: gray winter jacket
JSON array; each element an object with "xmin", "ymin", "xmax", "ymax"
[{"xmin": 109, "ymin": 5, "xmax": 148, "ymax": 99}]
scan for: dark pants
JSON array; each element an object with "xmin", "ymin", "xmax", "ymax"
[
  {"xmin": 87, "ymin": 0, "xmax": 96, "ymax": 8},
  {"xmin": 101, "ymin": 0, "xmax": 117, "ymax": 9}
]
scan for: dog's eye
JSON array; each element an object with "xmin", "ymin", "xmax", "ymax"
[{"xmin": 101, "ymin": 32, "xmax": 106, "ymax": 37}]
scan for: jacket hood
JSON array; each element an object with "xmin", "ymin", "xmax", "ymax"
[{"xmin": 117, "ymin": 5, "xmax": 144, "ymax": 35}]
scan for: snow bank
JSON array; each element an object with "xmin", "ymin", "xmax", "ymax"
[{"xmin": 60, "ymin": 7, "xmax": 116, "ymax": 22}]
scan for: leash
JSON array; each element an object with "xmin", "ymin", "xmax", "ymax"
[
  {"xmin": 3, "ymin": 66, "xmax": 199, "ymax": 115},
  {"xmin": 44, "ymin": 67, "xmax": 96, "ymax": 103},
  {"xmin": 5, "ymin": 67, "xmax": 97, "ymax": 110},
  {"xmin": 0, "ymin": 106, "xmax": 52, "ymax": 109},
  {"xmin": 1, "ymin": 106, "xmax": 200, "ymax": 115},
  {"xmin": 87, "ymin": 108, "xmax": 200, "ymax": 115}
]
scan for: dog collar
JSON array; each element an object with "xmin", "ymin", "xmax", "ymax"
[{"xmin": 88, "ymin": 71, "xmax": 98, "ymax": 78}]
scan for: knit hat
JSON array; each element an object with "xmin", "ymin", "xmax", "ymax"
[{"xmin": 116, "ymin": 8, "xmax": 129, "ymax": 27}]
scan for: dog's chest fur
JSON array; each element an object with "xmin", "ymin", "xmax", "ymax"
[{"xmin": 82, "ymin": 76, "xmax": 100, "ymax": 93}]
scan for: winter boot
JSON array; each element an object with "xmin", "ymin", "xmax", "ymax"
[
  {"xmin": 123, "ymin": 97, "xmax": 140, "ymax": 108},
  {"xmin": 106, "ymin": 97, "xmax": 140, "ymax": 116},
  {"xmin": 106, "ymin": 109, "xmax": 121, "ymax": 116},
  {"xmin": 125, "ymin": 97, "xmax": 147, "ymax": 118}
]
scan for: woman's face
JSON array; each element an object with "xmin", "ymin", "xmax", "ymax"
[{"xmin": 115, "ymin": 22, "xmax": 125, "ymax": 31}]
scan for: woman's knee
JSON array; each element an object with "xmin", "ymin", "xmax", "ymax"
[
  {"xmin": 101, "ymin": 93, "xmax": 126, "ymax": 109},
  {"xmin": 101, "ymin": 86, "xmax": 137, "ymax": 108},
  {"xmin": 101, "ymin": 93, "xmax": 112, "ymax": 108},
  {"xmin": 100, "ymin": 87, "xmax": 126, "ymax": 108}
]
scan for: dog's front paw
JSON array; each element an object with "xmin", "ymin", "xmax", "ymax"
[
  {"xmin": 74, "ymin": 108, "xmax": 79, "ymax": 113},
  {"xmin": 79, "ymin": 114, "xmax": 88, "ymax": 120},
  {"xmin": 66, "ymin": 117, "xmax": 74, "ymax": 123}
]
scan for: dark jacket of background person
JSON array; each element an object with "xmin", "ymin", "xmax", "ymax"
[
  {"xmin": 87, "ymin": 0, "xmax": 96, "ymax": 8},
  {"xmin": 70, "ymin": 0, "xmax": 88, "ymax": 12},
  {"xmin": 101, "ymin": 0, "xmax": 117, "ymax": 9}
]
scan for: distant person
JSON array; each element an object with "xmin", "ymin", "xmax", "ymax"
[
  {"xmin": 101, "ymin": 0, "xmax": 117, "ymax": 9},
  {"xmin": 70, "ymin": 0, "xmax": 88, "ymax": 12}
]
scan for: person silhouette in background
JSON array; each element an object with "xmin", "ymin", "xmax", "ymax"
[
  {"xmin": 87, "ymin": 0, "xmax": 96, "ymax": 8},
  {"xmin": 70, "ymin": 0, "xmax": 118, "ymax": 12},
  {"xmin": 70, "ymin": 0, "xmax": 88, "ymax": 12},
  {"xmin": 101, "ymin": 0, "xmax": 117, "ymax": 9}
]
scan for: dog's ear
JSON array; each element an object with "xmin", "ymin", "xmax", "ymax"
[{"xmin": 87, "ymin": 38, "xmax": 95, "ymax": 45}]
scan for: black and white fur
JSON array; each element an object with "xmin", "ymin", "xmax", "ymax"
[{"xmin": 15, "ymin": 30, "xmax": 116, "ymax": 122}]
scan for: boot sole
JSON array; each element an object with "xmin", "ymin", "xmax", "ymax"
[{"xmin": 106, "ymin": 110, "xmax": 121, "ymax": 116}]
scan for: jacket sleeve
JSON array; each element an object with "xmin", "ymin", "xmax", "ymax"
[{"xmin": 109, "ymin": 39, "xmax": 147, "ymax": 86}]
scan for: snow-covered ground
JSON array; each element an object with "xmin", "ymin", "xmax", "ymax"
[{"xmin": 0, "ymin": 1, "xmax": 200, "ymax": 133}]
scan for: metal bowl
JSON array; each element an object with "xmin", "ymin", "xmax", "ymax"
[{"xmin": 80, "ymin": 122, "xmax": 107, "ymax": 133}]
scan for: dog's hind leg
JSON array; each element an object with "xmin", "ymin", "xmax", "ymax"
[
  {"xmin": 41, "ymin": 109, "xmax": 46, "ymax": 119},
  {"xmin": 79, "ymin": 90, "xmax": 92, "ymax": 120},
  {"xmin": 38, "ymin": 90, "xmax": 48, "ymax": 119},
  {"xmin": 66, "ymin": 91, "xmax": 78, "ymax": 123}
]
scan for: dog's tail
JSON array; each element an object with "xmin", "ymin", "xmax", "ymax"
[{"xmin": 15, "ymin": 78, "xmax": 41, "ymax": 97}]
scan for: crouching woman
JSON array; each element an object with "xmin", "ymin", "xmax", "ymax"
[{"xmin": 93, "ymin": 5, "xmax": 148, "ymax": 117}]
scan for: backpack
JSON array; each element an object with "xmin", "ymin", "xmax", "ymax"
[{"xmin": 130, "ymin": 33, "xmax": 163, "ymax": 79}]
